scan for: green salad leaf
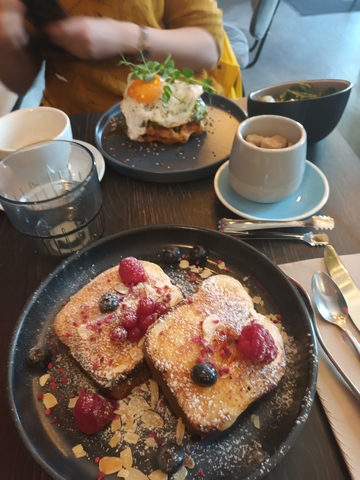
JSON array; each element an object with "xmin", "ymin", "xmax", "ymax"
[
  {"xmin": 118, "ymin": 51, "xmax": 216, "ymax": 105},
  {"xmin": 279, "ymin": 82, "xmax": 337, "ymax": 101}
]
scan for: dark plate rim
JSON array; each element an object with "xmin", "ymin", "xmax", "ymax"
[
  {"xmin": 248, "ymin": 79, "xmax": 353, "ymax": 102},
  {"xmin": 7, "ymin": 224, "xmax": 318, "ymax": 480},
  {"xmin": 94, "ymin": 95, "xmax": 247, "ymax": 183}
]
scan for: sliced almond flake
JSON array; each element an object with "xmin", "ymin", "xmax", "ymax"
[
  {"xmin": 43, "ymin": 392, "xmax": 58, "ymax": 409},
  {"xmin": 127, "ymin": 395, "xmax": 151, "ymax": 416},
  {"xmin": 250, "ymin": 414, "xmax": 260, "ymax": 429},
  {"xmin": 202, "ymin": 314, "xmax": 220, "ymax": 342},
  {"xmin": 217, "ymin": 261, "xmax": 226, "ymax": 270},
  {"xmin": 120, "ymin": 447, "xmax": 133, "ymax": 470},
  {"xmin": 189, "ymin": 266, "xmax": 202, "ymax": 274},
  {"xmin": 172, "ymin": 466, "xmax": 188, "ymax": 480},
  {"xmin": 109, "ymin": 430, "xmax": 122, "ymax": 447},
  {"xmin": 129, "ymin": 347, "xmax": 143, "ymax": 362},
  {"xmin": 126, "ymin": 468, "xmax": 149, "ymax": 480},
  {"xmin": 114, "ymin": 400, "xmax": 128, "ymax": 416},
  {"xmin": 149, "ymin": 380, "xmax": 159, "ymax": 409},
  {"xmin": 123, "ymin": 418, "xmax": 138, "ymax": 432},
  {"xmin": 117, "ymin": 468, "xmax": 130, "ymax": 478},
  {"xmin": 179, "ymin": 259, "xmax": 189, "ymax": 269},
  {"xmin": 113, "ymin": 364, "xmax": 128, "ymax": 374},
  {"xmin": 114, "ymin": 283, "xmax": 129, "ymax": 294},
  {"xmin": 199, "ymin": 268, "xmax": 213, "ymax": 279},
  {"xmin": 111, "ymin": 417, "xmax": 122, "ymax": 432},
  {"xmin": 184, "ymin": 454, "xmax": 195, "ymax": 469},
  {"xmin": 124, "ymin": 432, "xmax": 139, "ymax": 445},
  {"xmin": 252, "ymin": 295, "xmax": 264, "ymax": 306},
  {"xmin": 145, "ymin": 437, "xmax": 157, "ymax": 448},
  {"xmin": 149, "ymin": 470, "xmax": 168, "ymax": 480},
  {"xmin": 139, "ymin": 382, "xmax": 150, "ymax": 392},
  {"xmin": 140, "ymin": 410, "xmax": 164, "ymax": 429},
  {"xmin": 176, "ymin": 417, "xmax": 185, "ymax": 445},
  {"xmin": 55, "ymin": 73, "xmax": 68, "ymax": 82},
  {"xmin": 68, "ymin": 396, "xmax": 78, "ymax": 409},
  {"xmin": 99, "ymin": 456, "xmax": 123, "ymax": 475},
  {"xmin": 131, "ymin": 386, "xmax": 144, "ymax": 394},
  {"xmin": 39, "ymin": 373, "xmax": 50, "ymax": 387},
  {"xmin": 72, "ymin": 444, "xmax": 87, "ymax": 458},
  {"xmin": 138, "ymin": 337, "xmax": 145, "ymax": 347}
]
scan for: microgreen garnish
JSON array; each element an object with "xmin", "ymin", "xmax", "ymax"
[{"xmin": 118, "ymin": 52, "xmax": 216, "ymax": 105}]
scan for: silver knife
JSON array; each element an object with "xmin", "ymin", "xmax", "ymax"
[{"xmin": 324, "ymin": 245, "xmax": 360, "ymax": 333}]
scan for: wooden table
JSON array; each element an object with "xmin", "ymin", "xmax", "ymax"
[{"xmin": 1, "ymin": 110, "xmax": 358, "ymax": 479}]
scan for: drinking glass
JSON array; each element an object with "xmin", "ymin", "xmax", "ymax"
[{"xmin": 0, "ymin": 140, "xmax": 104, "ymax": 257}]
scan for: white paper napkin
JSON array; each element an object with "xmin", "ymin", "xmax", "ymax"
[{"xmin": 280, "ymin": 254, "xmax": 360, "ymax": 480}]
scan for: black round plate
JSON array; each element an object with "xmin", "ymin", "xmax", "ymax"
[
  {"xmin": 7, "ymin": 225, "xmax": 317, "ymax": 480},
  {"xmin": 94, "ymin": 94, "xmax": 247, "ymax": 183}
]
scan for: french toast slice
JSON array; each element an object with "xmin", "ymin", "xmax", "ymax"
[
  {"xmin": 53, "ymin": 260, "xmax": 184, "ymax": 399},
  {"xmin": 144, "ymin": 274, "xmax": 286, "ymax": 436}
]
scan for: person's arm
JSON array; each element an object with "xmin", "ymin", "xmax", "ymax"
[
  {"xmin": 0, "ymin": 0, "xmax": 42, "ymax": 94},
  {"xmin": 44, "ymin": 18, "xmax": 219, "ymax": 71}
]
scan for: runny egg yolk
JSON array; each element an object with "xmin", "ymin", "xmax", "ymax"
[{"xmin": 127, "ymin": 75, "xmax": 164, "ymax": 104}]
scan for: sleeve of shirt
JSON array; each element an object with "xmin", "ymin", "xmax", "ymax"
[{"xmin": 164, "ymin": 0, "xmax": 224, "ymax": 56}]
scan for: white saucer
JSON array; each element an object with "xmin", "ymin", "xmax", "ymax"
[
  {"xmin": 74, "ymin": 140, "xmax": 105, "ymax": 181},
  {"xmin": 0, "ymin": 140, "xmax": 105, "ymax": 212},
  {"xmin": 214, "ymin": 160, "xmax": 329, "ymax": 221}
]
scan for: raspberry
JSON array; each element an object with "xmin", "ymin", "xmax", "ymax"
[
  {"xmin": 127, "ymin": 326, "xmax": 144, "ymax": 342},
  {"xmin": 138, "ymin": 313, "xmax": 157, "ymax": 332},
  {"xmin": 238, "ymin": 321, "xmax": 278, "ymax": 364},
  {"xmin": 122, "ymin": 310, "xmax": 138, "ymax": 329},
  {"xmin": 73, "ymin": 392, "xmax": 114, "ymax": 434},
  {"xmin": 110, "ymin": 325, "xmax": 128, "ymax": 342},
  {"xmin": 138, "ymin": 297, "xmax": 156, "ymax": 315},
  {"xmin": 119, "ymin": 257, "xmax": 146, "ymax": 286},
  {"xmin": 154, "ymin": 301, "xmax": 169, "ymax": 315}
]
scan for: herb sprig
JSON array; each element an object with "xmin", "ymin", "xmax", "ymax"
[{"xmin": 119, "ymin": 52, "xmax": 216, "ymax": 104}]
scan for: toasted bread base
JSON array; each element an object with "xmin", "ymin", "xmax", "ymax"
[
  {"xmin": 145, "ymin": 275, "xmax": 286, "ymax": 436},
  {"xmin": 53, "ymin": 260, "xmax": 183, "ymax": 398},
  {"xmin": 135, "ymin": 118, "xmax": 207, "ymax": 144}
]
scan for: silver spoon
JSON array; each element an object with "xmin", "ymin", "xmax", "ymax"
[
  {"xmin": 312, "ymin": 271, "xmax": 360, "ymax": 357},
  {"xmin": 289, "ymin": 275, "xmax": 360, "ymax": 400}
]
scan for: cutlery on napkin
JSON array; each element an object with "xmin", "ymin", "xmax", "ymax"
[
  {"xmin": 279, "ymin": 255, "xmax": 360, "ymax": 480},
  {"xmin": 325, "ymin": 245, "xmax": 360, "ymax": 334}
]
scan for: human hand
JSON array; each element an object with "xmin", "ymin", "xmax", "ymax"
[
  {"xmin": 44, "ymin": 16, "xmax": 127, "ymax": 60},
  {"xmin": 0, "ymin": 0, "xmax": 28, "ymax": 49}
]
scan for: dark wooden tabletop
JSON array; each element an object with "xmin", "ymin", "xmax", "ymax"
[{"xmin": 1, "ymin": 110, "xmax": 358, "ymax": 479}]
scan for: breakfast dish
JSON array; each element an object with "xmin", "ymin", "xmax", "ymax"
[
  {"xmin": 95, "ymin": 94, "xmax": 246, "ymax": 183},
  {"xmin": 214, "ymin": 160, "xmax": 329, "ymax": 221},
  {"xmin": 145, "ymin": 274, "xmax": 286, "ymax": 436},
  {"xmin": 53, "ymin": 259, "xmax": 183, "ymax": 399},
  {"xmin": 119, "ymin": 54, "xmax": 211, "ymax": 145},
  {"xmin": 8, "ymin": 226, "xmax": 317, "ymax": 480}
]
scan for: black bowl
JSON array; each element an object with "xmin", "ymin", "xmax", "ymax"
[{"xmin": 247, "ymin": 79, "xmax": 352, "ymax": 143}]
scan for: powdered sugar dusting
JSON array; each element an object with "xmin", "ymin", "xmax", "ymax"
[{"xmin": 25, "ymin": 249, "xmax": 316, "ymax": 480}]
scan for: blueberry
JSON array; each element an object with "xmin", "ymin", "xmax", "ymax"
[
  {"xmin": 27, "ymin": 344, "xmax": 50, "ymax": 365},
  {"xmin": 189, "ymin": 245, "xmax": 208, "ymax": 266},
  {"xmin": 157, "ymin": 442, "xmax": 185, "ymax": 475},
  {"xmin": 99, "ymin": 292, "xmax": 120, "ymax": 312},
  {"xmin": 163, "ymin": 247, "xmax": 182, "ymax": 264},
  {"xmin": 191, "ymin": 363, "xmax": 218, "ymax": 387}
]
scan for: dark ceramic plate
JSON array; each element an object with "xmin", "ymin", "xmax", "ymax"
[
  {"xmin": 8, "ymin": 225, "xmax": 317, "ymax": 480},
  {"xmin": 94, "ymin": 94, "xmax": 247, "ymax": 183}
]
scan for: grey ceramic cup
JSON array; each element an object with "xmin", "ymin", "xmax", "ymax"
[{"xmin": 228, "ymin": 115, "xmax": 307, "ymax": 203}]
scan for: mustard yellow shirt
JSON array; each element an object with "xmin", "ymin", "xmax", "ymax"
[{"xmin": 31, "ymin": 0, "xmax": 229, "ymax": 114}]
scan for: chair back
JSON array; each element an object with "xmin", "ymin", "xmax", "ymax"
[{"xmin": 250, "ymin": 0, "xmax": 281, "ymax": 41}]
